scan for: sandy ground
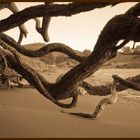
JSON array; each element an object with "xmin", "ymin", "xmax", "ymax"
[{"xmin": 0, "ymin": 68, "xmax": 140, "ymax": 138}]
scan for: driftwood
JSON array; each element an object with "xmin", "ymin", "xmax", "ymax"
[
  {"xmin": 62, "ymin": 74, "xmax": 140, "ymax": 119},
  {"xmin": 0, "ymin": 2, "xmax": 140, "ymax": 118}
]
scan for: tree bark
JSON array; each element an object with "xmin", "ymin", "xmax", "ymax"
[
  {"xmin": 48, "ymin": 14, "xmax": 140, "ymax": 100},
  {"xmin": 0, "ymin": 2, "xmax": 119, "ymax": 32},
  {"xmin": 0, "ymin": 2, "xmax": 28, "ymax": 44}
]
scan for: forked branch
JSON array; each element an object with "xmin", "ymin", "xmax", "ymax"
[
  {"xmin": 0, "ymin": 2, "xmax": 119, "ymax": 32},
  {"xmin": 34, "ymin": 2, "xmax": 53, "ymax": 42},
  {"xmin": 0, "ymin": 2, "xmax": 28, "ymax": 44}
]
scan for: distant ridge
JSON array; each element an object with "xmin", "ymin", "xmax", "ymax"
[{"xmin": 23, "ymin": 43, "xmax": 140, "ymax": 69}]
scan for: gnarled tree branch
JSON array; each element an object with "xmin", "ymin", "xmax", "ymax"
[
  {"xmin": 1, "ymin": 3, "xmax": 140, "ymax": 101},
  {"xmin": 48, "ymin": 12, "xmax": 140, "ymax": 100},
  {"xmin": 34, "ymin": 2, "xmax": 52, "ymax": 42},
  {"xmin": 80, "ymin": 74, "xmax": 140, "ymax": 96},
  {"xmin": 0, "ymin": 2, "xmax": 28, "ymax": 44},
  {"xmin": 0, "ymin": 2, "xmax": 119, "ymax": 32},
  {"xmin": 0, "ymin": 38, "xmax": 78, "ymax": 108},
  {"xmin": 0, "ymin": 33, "xmax": 86, "ymax": 62}
]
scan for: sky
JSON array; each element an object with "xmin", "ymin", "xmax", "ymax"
[{"xmin": 0, "ymin": 2, "xmax": 138, "ymax": 51}]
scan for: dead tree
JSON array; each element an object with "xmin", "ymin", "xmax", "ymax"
[{"xmin": 0, "ymin": 2, "xmax": 140, "ymax": 118}]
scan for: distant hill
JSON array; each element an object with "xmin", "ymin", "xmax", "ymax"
[
  {"xmin": 23, "ymin": 42, "xmax": 46, "ymax": 50},
  {"xmin": 23, "ymin": 43, "xmax": 81, "ymax": 68},
  {"xmin": 103, "ymin": 53, "xmax": 140, "ymax": 69},
  {"xmin": 23, "ymin": 43, "xmax": 140, "ymax": 69}
]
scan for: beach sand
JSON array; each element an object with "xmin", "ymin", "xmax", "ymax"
[
  {"xmin": 0, "ymin": 89, "xmax": 140, "ymax": 138},
  {"xmin": 0, "ymin": 69, "xmax": 140, "ymax": 138}
]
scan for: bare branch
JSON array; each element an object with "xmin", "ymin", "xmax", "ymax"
[
  {"xmin": 62, "ymin": 74, "xmax": 140, "ymax": 119},
  {"xmin": 113, "ymin": 75, "xmax": 140, "ymax": 91},
  {"xmin": 2, "ymin": 11, "xmax": 140, "ymax": 97},
  {"xmin": 0, "ymin": 33, "xmax": 86, "ymax": 62},
  {"xmin": 0, "ymin": 38, "xmax": 79, "ymax": 108},
  {"xmin": 0, "ymin": 2, "xmax": 119, "ymax": 32},
  {"xmin": 0, "ymin": 2, "xmax": 28, "ymax": 44},
  {"xmin": 1, "ymin": 3, "xmax": 140, "ymax": 101},
  {"xmin": 61, "ymin": 76, "xmax": 118, "ymax": 119},
  {"xmin": 80, "ymin": 74, "xmax": 140, "ymax": 96},
  {"xmin": 47, "ymin": 14, "xmax": 140, "ymax": 100},
  {"xmin": 125, "ymin": 2, "xmax": 140, "ymax": 16},
  {"xmin": 34, "ymin": 2, "xmax": 52, "ymax": 42},
  {"xmin": 115, "ymin": 40, "xmax": 129, "ymax": 51}
]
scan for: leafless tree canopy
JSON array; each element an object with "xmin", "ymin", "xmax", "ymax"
[{"xmin": 0, "ymin": 2, "xmax": 140, "ymax": 118}]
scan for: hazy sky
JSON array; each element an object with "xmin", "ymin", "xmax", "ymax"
[{"xmin": 0, "ymin": 2, "xmax": 138, "ymax": 51}]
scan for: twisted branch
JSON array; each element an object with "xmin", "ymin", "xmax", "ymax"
[
  {"xmin": 80, "ymin": 74, "xmax": 140, "ymax": 96},
  {"xmin": 1, "ymin": 3, "xmax": 140, "ymax": 101},
  {"xmin": 61, "ymin": 75, "xmax": 118, "ymax": 119},
  {"xmin": 0, "ymin": 2, "xmax": 28, "ymax": 44},
  {"xmin": 34, "ymin": 2, "xmax": 52, "ymax": 42},
  {"xmin": 62, "ymin": 74, "xmax": 140, "ymax": 119},
  {"xmin": 0, "ymin": 33, "xmax": 86, "ymax": 62},
  {"xmin": 91, "ymin": 74, "xmax": 140, "ymax": 118},
  {"xmin": 0, "ymin": 38, "xmax": 78, "ymax": 108},
  {"xmin": 0, "ymin": 2, "xmax": 119, "ymax": 33}
]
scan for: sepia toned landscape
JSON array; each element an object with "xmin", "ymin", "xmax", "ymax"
[
  {"xmin": 0, "ymin": 44, "xmax": 140, "ymax": 138},
  {"xmin": 0, "ymin": 2, "xmax": 140, "ymax": 138}
]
